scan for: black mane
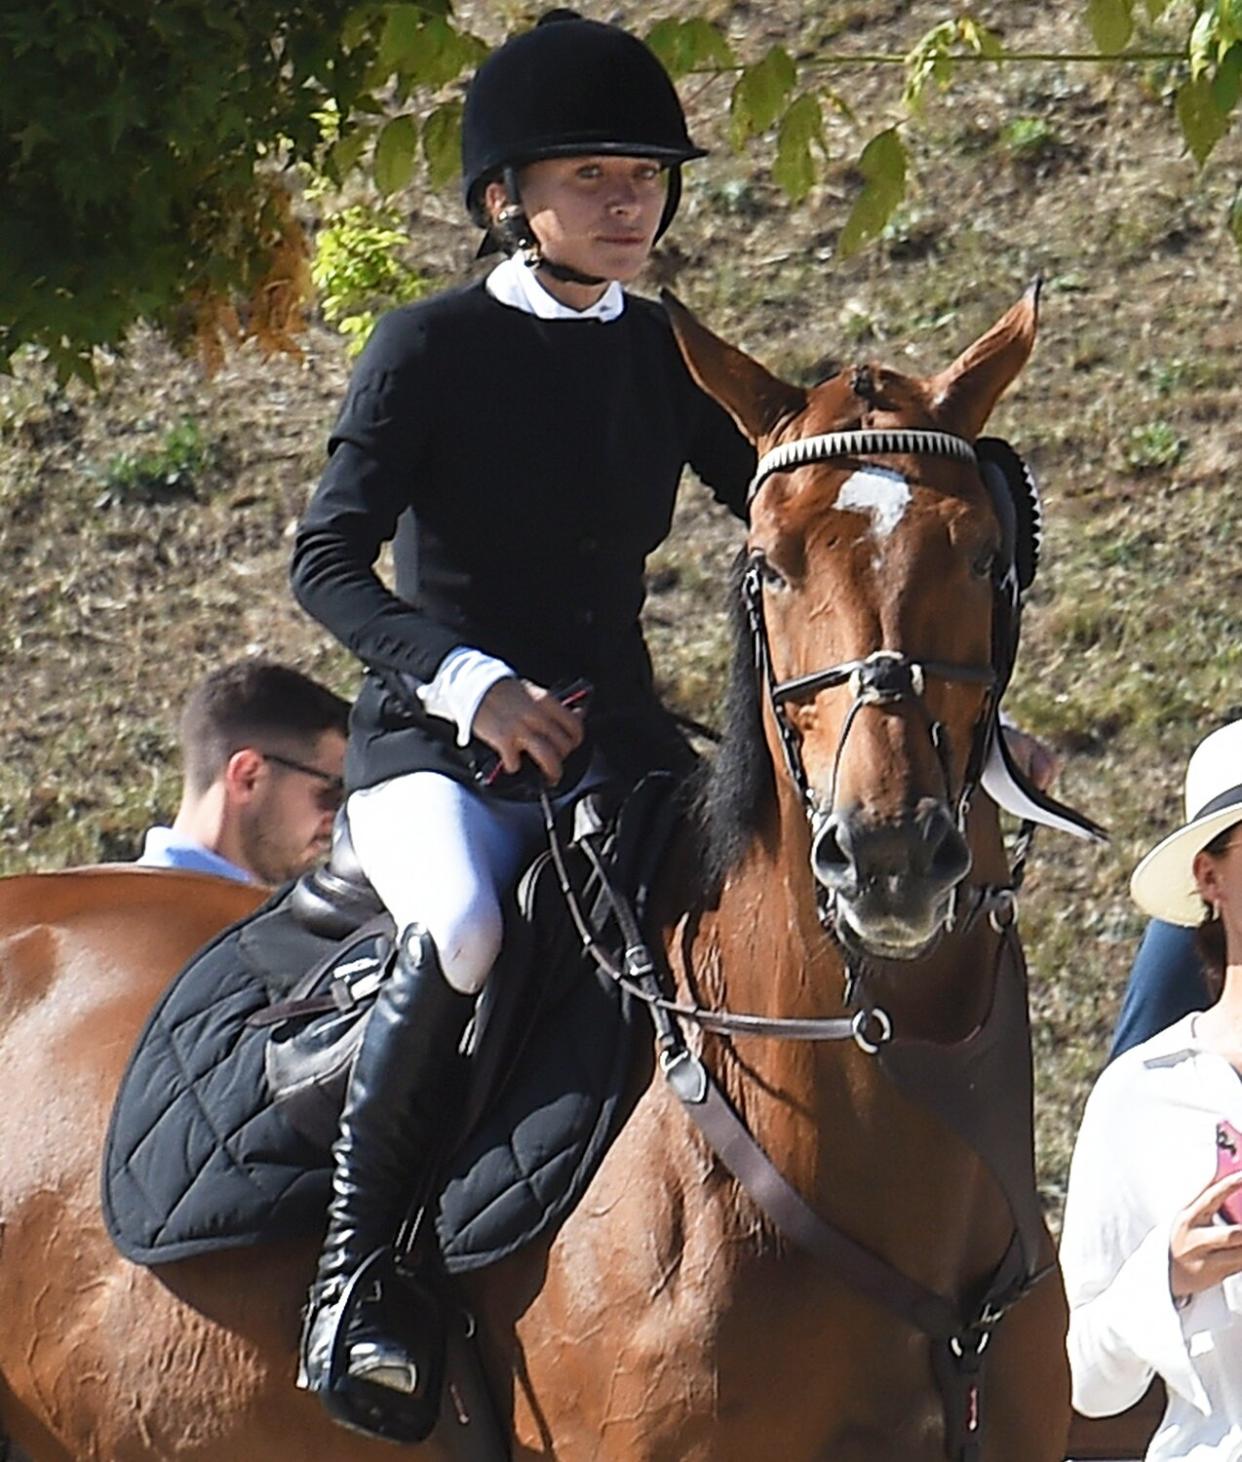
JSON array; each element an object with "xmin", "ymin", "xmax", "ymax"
[{"xmin": 688, "ymin": 548, "xmax": 776, "ymax": 896}]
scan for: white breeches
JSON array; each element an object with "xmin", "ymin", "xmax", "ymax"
[{"xmin": 346, "ymin": 772, "xmax": 547, "ymax": 996}]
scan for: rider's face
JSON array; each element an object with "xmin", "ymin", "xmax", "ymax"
[{"xmin": 493, "ymin": 155, "xmax": 667, "ymax": 288}]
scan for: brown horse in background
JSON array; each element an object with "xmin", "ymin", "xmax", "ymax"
[{"xmin": 0, "ymin": 291, "xmax": 1073, "ymax": 1460}]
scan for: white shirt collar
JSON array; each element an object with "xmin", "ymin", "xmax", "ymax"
[
  {"xmin": 1129, "ymin": 1011, "xmax": 1205, "ymax": 1067},
  {"xmin": 485, "ymin": 254, "xmax": 625, "ymax": 323}
]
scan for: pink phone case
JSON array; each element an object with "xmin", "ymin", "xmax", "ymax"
[{"xmin": 1215, "ymin": 1121, "xmax": 1242, "ymax": 1224}]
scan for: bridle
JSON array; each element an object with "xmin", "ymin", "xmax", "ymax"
[
  {"xmin": 744, "ymin": 429, "xmax": 1007, "ymax": 942},
  {"xmin": 545, "ymin": 427, "xmax": 1024, "ymax": 1051}
]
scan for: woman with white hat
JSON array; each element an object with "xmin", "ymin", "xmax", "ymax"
[{"xmin": 1060, "ymin": 718, "xmax": 1242, "ymax": 1457}]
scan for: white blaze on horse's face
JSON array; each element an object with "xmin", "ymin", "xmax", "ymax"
[{"xmin": 834, "ymin": 468, "xmax": 912, "ymax": 551}]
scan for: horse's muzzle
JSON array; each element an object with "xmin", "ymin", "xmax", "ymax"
[{"xmin": 810, "ymin": 801, "xmax": 972, "ymax": 958}]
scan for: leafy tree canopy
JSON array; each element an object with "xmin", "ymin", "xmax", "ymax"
[{"xmin": 2, "ymin": 0, "xmax": 1239, "ymax": 381}]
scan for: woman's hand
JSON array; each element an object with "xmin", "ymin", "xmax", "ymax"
[
  {"xmin": 472, "ymin": 678, "xmax": 585, "ymax": 785},
  {"xmin": 1169, "ymin": 1170, "xmax": 1242, "ymax": 1302}
]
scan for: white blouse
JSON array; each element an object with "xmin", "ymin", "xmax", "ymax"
[{"xmin": 1060, "ymin": 1013, "xmax": 1242, "ymax": 1459}]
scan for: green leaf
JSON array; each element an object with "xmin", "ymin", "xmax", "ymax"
[
  {"xmin": 729, "ymin": 46, "xmax": 796, "ymax": 148},
  {"xmin": 645, "ymin": 17, "xmax": 733, "ymax": 78},
  {"xmin": 838, "ymin": 128, "xmax": 907, "ymax": 258},
  {"xmin": 379, "ymin": 4, "xmax": 423, "ymax": 73},
  {"xmin": 773, "ymin": 93, "xmax": 824, "ymax": 203},
  {"xmin": 373, "ymin": 114, "xmax": 418, "ymax": 195},
  {"xmin": 1143, "ymin": 0, "xmax": 1172, "ymax": 18},
  {"xmin": 1086, "ymin": 0, "xmax": 1133, "ymax": 54},
  {"xmin": 681, "ymin": 17, "xmax": 735, "ymax": 70},
  {"xmin": 423, "ymin": 102, "xmax": 460, "ymax": 189},
  {"xmin": 960, "ymin": 18, "xmax": 1004, "ymax": 59},
  {"xmin": 645, "ymin": 18, "xmax": 687, "ymax": 75},
  {"xmin": 331, "ymin": 124, "xmax": 372, "ymax": 181},
  {"xmin": 1212, "ymin": 42, "xmax": 1242, "ymax": 113},
  {"xmin": 404, "ymin": 16, "xmax": 479, "ymax": 86},
  {"xmin": 1229, "ymin": 185, "xmax": 1242, "ymax": 254},
  {"xmin": 343, "ymin": 5, "xmax": 379, "ymax": 51},
  {"xmin": 1190, "ymin": 6, "xmax": 1220, "ymax": 78},
  {"xmin": 1176, "ymin": 74, "xmax": 1228, "ymax": 164},
  {"xmin": 903, "ymin": 22, "xmax": 950, "ymax": 111}
]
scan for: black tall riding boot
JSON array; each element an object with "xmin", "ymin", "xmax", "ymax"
[{"xmin": 299, "ymin": 923, "xmax": 475, "ymax": 1437}]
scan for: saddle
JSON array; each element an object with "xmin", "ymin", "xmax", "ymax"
[{"xmin": 101, "ymin": 774, "xmax": 682, "ymax": 1273}]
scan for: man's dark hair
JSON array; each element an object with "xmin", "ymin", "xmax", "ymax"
[{"xmin": 179, "ymin": 659, "xmax": 350, "ymax": 794}]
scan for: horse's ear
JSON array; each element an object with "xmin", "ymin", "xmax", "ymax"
[
  {"xmin": 661, "ymin": 289, "xmax": 806, "ymax": 444},
  {"xmin": 930, "ymin": 279, "xmax": 1040, "ymax": 438}
]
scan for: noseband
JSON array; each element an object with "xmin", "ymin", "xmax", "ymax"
[{"xmin": 744, "ymin": 429, "xmax": 1003, "ymax": 937}]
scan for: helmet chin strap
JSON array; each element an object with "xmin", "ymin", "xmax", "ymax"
[{"xmin": 493, "ymin": 166, "xmax": 608, "ymax": 289}]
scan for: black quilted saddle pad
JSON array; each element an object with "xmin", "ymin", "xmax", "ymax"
[{"xmin": 102, "ymin": 867, "xmax": 639, "ymax": 1272}]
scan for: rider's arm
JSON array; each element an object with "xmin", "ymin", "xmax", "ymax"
[
  {"xmin": 290, "ymin": 310, "xmax": 464, "ymax": 685},
  {"xmin": 410, "ymin": 647, "xmax": 516, "ymax": 746}
]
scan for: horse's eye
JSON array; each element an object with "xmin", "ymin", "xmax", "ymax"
[{"xmin": 755, "ymin": 555, "xmax": 788, "ymax": 591}]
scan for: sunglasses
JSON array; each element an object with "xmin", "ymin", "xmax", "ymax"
[{"xmin": 261, "ymin": 752, "xmax": 344, "ymax": 812}]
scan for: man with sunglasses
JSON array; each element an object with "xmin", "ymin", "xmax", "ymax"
[{"xmin": 138, "ymin": 659, "xmax": 349, "ymax": 887}]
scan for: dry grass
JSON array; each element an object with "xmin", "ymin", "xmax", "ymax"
[{"xmin": 2, "ymin": 0, "xmax": 1240, "ymax": 1223}]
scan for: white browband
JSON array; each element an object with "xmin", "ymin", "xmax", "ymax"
[{"xmin": 748, "ymin": 429, "xmax": 978, "ymax": 504}]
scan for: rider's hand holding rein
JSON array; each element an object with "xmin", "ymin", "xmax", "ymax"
[{"xmin": 473, "ymin": 677, "xmax": 585, "ymax": 783}]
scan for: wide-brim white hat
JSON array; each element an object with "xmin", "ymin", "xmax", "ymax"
[{"xmin": 1130, "ymin": 719, "xmax": 1242, "ymax": 926}]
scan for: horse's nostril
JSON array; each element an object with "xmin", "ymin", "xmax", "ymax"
[
  {"xmin": 923, "ymin": 807, "xmax": 972, "ymax": 888},
  {"xmin": 811, "ymin": 816, "xmax": 853, "ymax": 888}
]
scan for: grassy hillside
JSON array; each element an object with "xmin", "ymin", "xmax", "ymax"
[{"xmin": 1, "ymin": 0, "xmax": 1239, "ymax": 1221}]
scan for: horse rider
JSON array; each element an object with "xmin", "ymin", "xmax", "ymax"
[{"xmin": 289, "ymin": 9, "xmax": 756, "ymax": 1435}]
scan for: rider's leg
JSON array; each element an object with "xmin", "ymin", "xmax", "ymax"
[
  {"xmin": 347, "ymin": 771, "xmax": 547, "ymax": 993},
  {"xmin": 300, "ymin": 773, "xmax": 545, "ymax": 1414},
  {"xmin": 299, "ymin": 924, "xmax": 474, "ymax": 1403}
]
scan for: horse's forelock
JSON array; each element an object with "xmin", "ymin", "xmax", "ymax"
[{"xmin": 689, "ymin": 548, "xmax": 776, "ymax": 895}]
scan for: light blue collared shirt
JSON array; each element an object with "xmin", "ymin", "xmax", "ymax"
[{"xmin": 136, "ymin": 827, "xmax": 255, "ymax": 884}]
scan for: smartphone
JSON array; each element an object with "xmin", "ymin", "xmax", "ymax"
[{"xmin": 1215, "ymin": 1120, "xmax": 1242, "ymax": 1225}]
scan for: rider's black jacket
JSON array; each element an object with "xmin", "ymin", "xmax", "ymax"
[{"xmin": 291, "ymin": 278, "xmax": 755, "ymax": 792}]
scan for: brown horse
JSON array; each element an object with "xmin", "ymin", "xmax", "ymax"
[{"xmin": 0, "ymin": 291, "xmax": 1073, "ymax": 1461}]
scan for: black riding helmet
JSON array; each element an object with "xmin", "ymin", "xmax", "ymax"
[{"xmin": 462, "ymin": 10, "xmax": 705, "ymax": 269}]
